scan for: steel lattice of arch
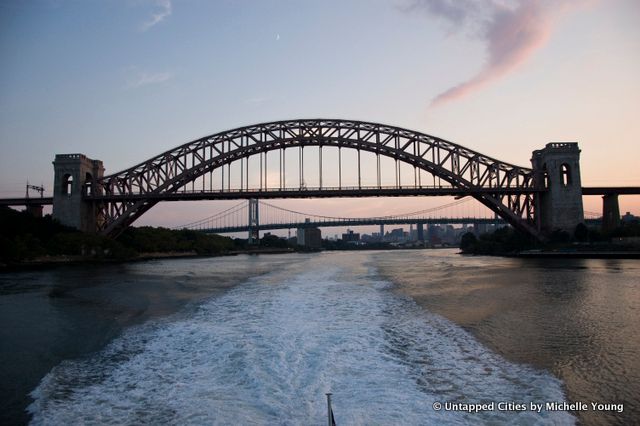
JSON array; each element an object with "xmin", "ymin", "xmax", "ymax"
[{"xmin": 91, "ymin": 119, "xmax": 540, "ymax": 238}]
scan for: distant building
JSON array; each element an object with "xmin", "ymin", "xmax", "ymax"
[
  {"xmin": 342, "ymin": 229, "xmax": 360, "ymax": 242},
  {"xmin": 428, "ymin": 225, "xmax": 442, "ymax": 244},
  {"xmin": 388, "ymin": 228, "xmax": 404, "ymax": 242},
  {"xmin": 361, "ymin": 233, "xmax": 373, "ymax": 242},
  {"xmin": 444, "ymin": 225, "xmax": 456, "ymax": 244},
  {"xmin": 416, "ymin": 223, "xmax": 424, "ymax": 241},
  {"xmin": 305, "ymin": 228, "xmax": 322, "ymax": 248},
  {"xmin": 297, "ymin": 226, "xmax": 322, "ymax": 248}
]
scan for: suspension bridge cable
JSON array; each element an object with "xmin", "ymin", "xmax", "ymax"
[
  {"xmin": 177, "ymin": 197, "xmax": 495, "ymax": 230},
  {"xmin": 173, "ymin": 200, "xmax": 247, "ymax": 229},
  {"xmin": 259, "ymin": 198, "xmax": 475, "ymax": 221}
]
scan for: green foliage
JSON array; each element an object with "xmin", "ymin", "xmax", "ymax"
[
  {"xmin": 460, "ymin": 219, "xmax": 640, "ymax": 256},
  {"xmin": 117, "ymin": 227, "xmax": 235, "ymax": 255},
  {"xmin": 0, "ymin": 233, "xmax": 46, "ymax": 260},
  {"xmin": 45, "ymin": 232, "xmax": 135, "ymax": 259},
  {"xmin": 588, "ymin": 228, "xmax": 605, "ymax": 242},
  {"xmin": 260, "ymin": 234, "xmax": 289, "ymax": 248},
  {"xmin": 0, "ymin": 207, "xmax": 72, "ymax": 238},
  {"xmin": 459, "ymin": 232, "xmax": 477, "ymax": 253},
  {"xmin": 0, "ymin": 207, "xmax": 234, "ymax": 263},
  {"xmin": 574, "ymin": 223, "xmax": 589, "ymax": 242},
  {"xmin": 463, "ymin": 226, "xmax": 537, "ymax": 255},
  {"xmin": 232, "ymin": 238, "xmax": 248, "ymax": 250},
  {"xmin": 1, "ymin": 207, "xmax": 72, "ymax": 261},
  {"xmin": 609, "ymin": 222, "xmax": 640, "ymax": 238}
]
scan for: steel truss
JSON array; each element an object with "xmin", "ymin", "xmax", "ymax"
[{"xmin": 91, "ymin": 119, "xmax": 539, "ymax": 238}]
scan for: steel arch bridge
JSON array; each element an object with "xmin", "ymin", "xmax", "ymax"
[{"xmin": 76, "ymin": 119, "xmax": 545, "ymax": 238}]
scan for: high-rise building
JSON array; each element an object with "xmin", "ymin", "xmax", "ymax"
[
  {"xmin": 297, "ymin": 226, "xmax": 322, "ymax": 248},
  {"xmin": 342, "ymin": 229, "xmax": 360, "ymax": 242}
]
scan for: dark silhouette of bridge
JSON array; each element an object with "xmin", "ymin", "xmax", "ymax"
[
  {"xmin": 0, "ymin": 119, "xmax": 637, "ymax": 240},
  {"xmin": 173, "ymin": 198, "xmax": 603, "ymax": 236}
]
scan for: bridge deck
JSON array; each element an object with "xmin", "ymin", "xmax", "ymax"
[
  {"xmin": 0, "ymin": 197, "xmax": 53, "ymax": 206},
  {"xmin": 197, "ymin": 217, "xmax": 603, "ymax": 234},
  {"xmin": 581, "ymin": 187, "xmax": 640, "ymax": 195},
  {"xmin": 0, "ymin": 187, "xmax": 637, "ymax": 207},
  {"xmin": 86, "ymin": 186, "xmax": 542, "ymax": 202}
]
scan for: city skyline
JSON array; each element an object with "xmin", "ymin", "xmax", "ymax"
[{"xmin": 1, "ymin": 0, "xmax": 638, "ymax": 226}]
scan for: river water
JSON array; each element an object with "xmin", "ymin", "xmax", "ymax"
[{"xmin": 0, "ymin": 250, "xmax": 637, "ymax": 425}]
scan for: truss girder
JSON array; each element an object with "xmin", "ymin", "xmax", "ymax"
[{"xmin": 94, "ymin": 119, "xmax": 539, "ymax": 238}]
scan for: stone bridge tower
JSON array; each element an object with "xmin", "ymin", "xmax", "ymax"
[
  {"xmin": 52, "ymin": 154, "xmax": 104, "ymax": 232},
  {"xmin": 531, "ymin": 143, "xmax": 584, "ymax": 235}
]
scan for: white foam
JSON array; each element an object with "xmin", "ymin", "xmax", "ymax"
[{"xmin": 29, "ymin": 253, "xmax": 575, "ymax": 425}]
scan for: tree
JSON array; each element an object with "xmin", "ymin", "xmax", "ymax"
[
  {"xmin": 460, "ymin": 232, "xmax": 477, "ymax": 252},
  {"xmin": 574, "ymin": 223, "xmax": 589, "ymax": 242}
]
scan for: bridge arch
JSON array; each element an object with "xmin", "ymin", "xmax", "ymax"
[{"xmin": 93, "ymin": 119, "xmax": 539, "ymax": 238}]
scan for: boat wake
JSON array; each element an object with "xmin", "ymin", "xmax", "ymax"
[{"xmin": 29, "ymin": 253, "xmax": 574, "ymax": 425}]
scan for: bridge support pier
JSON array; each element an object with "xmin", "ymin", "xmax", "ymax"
[
  {"xmin": 52, "ymin": 154, "xmax": 104, "ymax": 232},
  {"xmin": 248, "ymin": 198, "xmax": 260, "ymax": 245},
  {"xmin": 602, "ymin": 194, "xmax": 621, "ymax": 233},
  {"xmin": 531, "ymin": 143, "xmax": 584, "ymax": 235}
]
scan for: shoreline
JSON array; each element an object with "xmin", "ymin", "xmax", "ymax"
[
  {"xmin": 460, "ymin": 250, "xmax": 640, "ymax": 259},
  {"xmin": 0, "ymin": 246, "xmax": 459, "ymax": 272},
  {"xmin": 4, "ymin": 246, "xmax": 639, "ymax": 272},
  {"xmin": 0, "ymin": 247, "xmax": 296, "ymax": 272},
  {"xmin": 513, "ymin": 250, "xmax": 640, "ymax": 259}
]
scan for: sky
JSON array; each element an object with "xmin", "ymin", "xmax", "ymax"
[{"xmin": 1, "ymin": 0, "xmax": 639, "ymax": 230}]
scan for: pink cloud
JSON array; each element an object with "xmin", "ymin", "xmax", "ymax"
[{"xmin": 405, "ymin": 0, "xmax": 589, "ymax": 107}]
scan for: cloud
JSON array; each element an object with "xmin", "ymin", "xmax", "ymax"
[
  {"xmin": 141, "ymin": 0, "xmax": 172, "ymax": 31},
  {"xmin": 126, "ymin": 69, "xmax": 173, "ymax": 88},
  {"xmin": 404, "ymin": 0, "xmax": 588, "ymax": 107}
]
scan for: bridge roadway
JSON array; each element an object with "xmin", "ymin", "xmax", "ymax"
[
  {"xmin": 581, "ymin": 187, "xmax": 640, "ymax": 195},
  {"xmin": 0, "ymin": 187, "xmax": 637, "ymax": 207},
  {"xmin": 198, "ymin": 217, "xmax": 503, "ymax": 234},
  {"xmin": 86, "ymin": 186, "xmax": 540, "ymax": 202},
  {"xmin": 0, "ymin": 197, "xmax": 53, "ymax": 206},
  {"xmin": 196, "ymin": 217, "xmax": 603, "ymax": 235}
]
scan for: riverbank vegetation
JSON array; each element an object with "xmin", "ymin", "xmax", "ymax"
[
  {"xmin": 4, "ymin": 206, "xmax": 639, "ymax": 264},
  {"xmin": 460, "ymin": 220, "xmax": 640, "ymax": 256},
  {"xmin": 0, "ymin": 207, "xmax": 235, "ymax": 265}
]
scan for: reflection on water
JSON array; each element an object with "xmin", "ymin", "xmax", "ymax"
[{"xmin": 375, "ymin": 250, "xmax": 640, "ymax": 426}]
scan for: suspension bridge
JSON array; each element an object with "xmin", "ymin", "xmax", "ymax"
[
  {"xmin": 0, "ymin": 119, "xmax": 636, "ymax": 241},
  {"xmin": 174, "ymin": 198, "xmax": 604, "ymax": 237}
]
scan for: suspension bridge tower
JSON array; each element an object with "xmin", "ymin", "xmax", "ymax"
[{"xmin": 248, "ymin": 198, "xmax": 260, "ymax": 245}]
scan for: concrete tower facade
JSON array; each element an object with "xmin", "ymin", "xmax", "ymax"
[
  {"xmin": 52, "ymin": 154, "xmax": 104, "ymax": 232},
  {"xmin": 531, "ymin": 143, "xmax": 584, "ymax": 234}
]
